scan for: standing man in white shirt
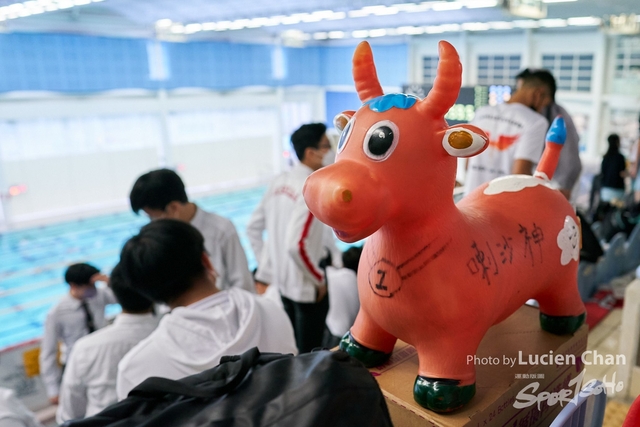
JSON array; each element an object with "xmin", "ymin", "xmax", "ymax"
[
  {"xmin": 116, "ymin": 219, "xmax": 297, "ymax": 400},
  {"xmin": 324, "ymin": 246, "xmax": 362, "ymax": 348},
  {"xmin": 129, "ymin": 169, "xmax": 253, "ymax": 292},
  {"xmin": 56, "ymin": 263, "xmax": 158, "ymax": 423},
  {"xmin": 516, "ymin": 68, "xmax": 582, "ymax": 200},
  {"xmin": 464, "ymin": 69, "xmax": 554, "ymax": 196},
  {"xmin": 247, "ymin": 123, "xmax": 339, "ymax": 353},
  {"xmin": 39, "ymin": 263, "xmax": 116, "ymax": 405}
]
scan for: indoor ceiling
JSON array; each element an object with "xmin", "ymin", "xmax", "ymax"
[{"xmin": 0, "ymin": 0, "xmax": 638, "ymax": 44}]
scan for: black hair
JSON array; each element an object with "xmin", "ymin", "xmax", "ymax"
[
  {"xmin": 109, "ymin": 263, "xmax": 154, "ymax": 313},
  {"xmin": 119, "ymin": 219, "xmax": 206, "ymax": 304},
  {"xmin": 516, "ymin": 68, "xmax": 557, "ymax": 101},
  {"xmin": 342, "ymin": 246, "xmax": 363, "ymax": 273},
  {"xmin": 291, "ymin": 123, "xmax": 327, "ymax": 161},
  {"xmin": 129, "ymin": 169, "xmax": 189, "ymax": 215},
  {"xmin": 606, "ymin": 134, "xmax": 620, "ymax": 156},
  {"xmin": 65, "ymin": 263, "xmax": 100, "ymax": 286}
]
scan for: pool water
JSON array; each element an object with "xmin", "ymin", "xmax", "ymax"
[{"xmin": 0, "ymin": 186, "xmax": 269, "ymax": 350}]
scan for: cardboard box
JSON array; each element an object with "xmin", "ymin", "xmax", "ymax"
[{"xmin": 370, "ymin": 306, "xmax": 588, "ymax": 427}]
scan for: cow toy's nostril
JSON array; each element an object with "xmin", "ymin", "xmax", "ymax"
[{"xmin": 342, "ymin": 190, "xmax": 353, "ymax": 203}]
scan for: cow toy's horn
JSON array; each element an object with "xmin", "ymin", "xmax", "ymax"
[
  {"xmin": 353, "ymin": 41, "xmax": 384, "ymax": 103},
  {"xmin": 418, "ymin": 41, "xmax": 462, "ymax": 119}
]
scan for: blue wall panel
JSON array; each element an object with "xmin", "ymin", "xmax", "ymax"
[
  {"xmin": 0, "ymin": 32, "xmax": 408, "ymax": 93},
  {"xmin": 0, "ymin": 33, "xmax": 155, "ymax": 92}
]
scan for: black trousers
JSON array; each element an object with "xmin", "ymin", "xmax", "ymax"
[{"xmin": 281, "ymin": 294, "xmax": 329, "ymax": 354}]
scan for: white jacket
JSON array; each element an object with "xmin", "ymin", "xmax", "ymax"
[
  {"xmin": 285, "ymin": 197, "xmax": 342, "ymax": 302},
  {"xmin": 246, "ymin": 164, "xmax": 340, "ymax": 303},
  {"xmin": 116, "ymin": 288, "xmax": 297, "ymax": 400}
]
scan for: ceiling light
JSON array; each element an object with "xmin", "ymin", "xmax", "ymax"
[
  {"xmin": 425, "ymin": 26, "xmax": 446, "ymax": 33},
  {"xmin": 348, "ymin": 9, "xmax": 370, "ymax": 18},
  {"xmin": 313, "ymin": 32, "xmax": 328, "ymax": 40},
  {"xmin": 394, "ymin": 3, "xmax": 430, "ymax": 12},
  {"xmin": 328, "ymin": 31, "xmax": 345, "ymax": 39},
  {"xmin": 431, "ymin": 1, "xmax": 463, "ymax": 11},
  {"xmin": 73, "ymin": 0, "xmax": 91, "ymax": 5},
  {"xmin": 229, "ymin": 18, "xmax": 250, "ymax": 29},
  {"xmin": 463, "ymin": 0, "xmax": 498, "ymax": 8},
  {"xmin": 156, "ymin": 18, "xmax": 172, "ymax": 28},
  {"xmin": 170, "ymin": 24, "xmax": 185, "ymax": 34},
  {"xmin": 184, "ymin": 23, "xmax": 202, "ymax": 33},
  {"xmin": 567, "ymin": 16, "xmax": 601, "ymax": 26},
  {"xmin": 281, "ymin": 15, "xmax": 301, "ymax": 25},
  {"xmin": 327, "ymin": 11, "xmax": 345, "ymax": 20},
  {"xmin": 462, "ymin": 22, "xmax": 490, "ymax": 31},
  {"xmin": 57, "ymin": 1, "xmax": 74, "ymax": 9},
  {"xmin": 541, "ymin": 0, "xmax": 577, "ymax": 3},
  {"xmin": 369, "ymin": 28, "xmax": 387, "ymax": 37},
  {"xmin": 539, "ymin": 18, "xmax": 567, "ymax": 27},
  {"xmin": 397, "ymin": 25, "xmax": 425, "ymax": 34},
  {"xmin": 201, "ymin": 22, "xmax": 216, "ymax": 30},
  {"xmin": 375, "ymin": 7, "xmax": 399, "ymax": 15},
  {"xmin": 352, "ymin": 30, "xmax": 369, "ymax": 38},
  {"xmin": 488, "ymin": 21, "xmax": 515, "ymax": 29},
  {"xmin": 512, "ymin": 19, "xmax": 540, "ymax": 28}
]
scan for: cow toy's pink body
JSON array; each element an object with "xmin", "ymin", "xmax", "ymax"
[{"xmin": 303, "ymin": 41, "xmax": 586, "ymax": 413}]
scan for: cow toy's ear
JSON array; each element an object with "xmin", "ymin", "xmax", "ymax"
[
  {"xmin": 334, "ymin": 110, "xmax": 355, "ymax": 132},
  {"xmin": 441, "ymin": 124, "xmax": 489, "ymax": 158}
]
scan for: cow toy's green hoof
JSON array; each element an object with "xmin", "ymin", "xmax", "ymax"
[
  {"xmin": 339, "ymin": 331, "xmax": 391, "ymax": 368},
  {"xmin": 413, "ymin": 376, "xmax": 475, "ymax": 413},
  {"xmin": 540, "ymin": 312, "xmax": 585, "ymax": 335}
]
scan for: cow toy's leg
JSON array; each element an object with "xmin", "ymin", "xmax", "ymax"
[
  {"xmin": 413, "ymin": 338, "xmax": 480, "ymax": 413},
  {"xmin": 535, "ymin": 271, "xmax": 586, "ymax": 335},
  {"xmin": 340, "ymin": 309, "xmax": 397, "ymax": 368}
]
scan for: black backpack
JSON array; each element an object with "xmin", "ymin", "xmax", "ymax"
[{"xmin": 63, "ymin": 347, "xmax": 394, "ymax": 427}]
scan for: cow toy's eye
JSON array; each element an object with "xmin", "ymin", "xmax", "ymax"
[
  {"xmin": 337, "ymin": 119, "xmax": 353, "ymax": 154},
  {"xmin": 363, "ymin": 120, "xmax": 399, "ymax": 161}
]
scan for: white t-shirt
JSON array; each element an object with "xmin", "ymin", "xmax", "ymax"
[
  {"xmin": 116, "ymin": 288, "xmax": 297, "ymax": 400},
  {"xmin": 325, "ymin": 267, "xmax": 360, "ymax": 337},
  {"xmin": 464, "ymin": 103, "xmax": 549, "ymax": 195}
]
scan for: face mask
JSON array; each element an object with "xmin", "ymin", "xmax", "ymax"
[{"xmin": 322, "ymin": 149, "xmax": 336, "ymax": 167}]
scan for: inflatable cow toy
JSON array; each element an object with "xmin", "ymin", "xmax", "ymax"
[{"xmin": 303, "ymin": 41, "xmax": 586, "ymax": 413}]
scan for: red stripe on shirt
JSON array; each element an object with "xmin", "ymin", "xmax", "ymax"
[{"xmin": 298, "ymin": 211, "xmax": 323, "ymax": 282}]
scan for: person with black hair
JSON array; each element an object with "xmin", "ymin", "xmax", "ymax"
[
  {"xmin": 116, "ymin": 220, "xmax": 296, "ymax": 400},
  {"xmin": 323, "ymin": 246, "xmax": 363, "ymax": 348},
  {"xmin": 600, "ymin": 133, "xmax": 627, "ymax": 203},
  {"xmin": 129, "ymin": 169, "xmax": 253, "ymax": 292},
  {"xmin": 514, "ymin": 69, "xmax": 583, "ymax": 200},
  {"xmin": 464, "ymin": 69, "xmax": 554, "ymax": 196},
  {"xmin": 246, "ymin": 123, "xmax": 341, "ymax": 353},
  {"xmin": 56, "ymin": 264, "xmax": 158, "ymax": 423},
  {"xmin": 39, "ymin": 263, "xmax": 116, "ymax": 405}
]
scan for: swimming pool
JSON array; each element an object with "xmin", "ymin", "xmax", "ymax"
[{"xmin": 0, "ymin": 186, "xmax": 268, "ymax": 350}]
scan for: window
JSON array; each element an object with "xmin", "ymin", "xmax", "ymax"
[
  {"xmin": 423, "ymin": 56, "xmax": 439, "ymax": 84},
  {"xmin": 476, "ymin": 54, "xmax": 521, "ymax": 85},
  {"xmin": 542, "ymin": 53, "xmax": 593, "ymax": 92},
  {"xmin": 615, "ymin": 36, "xmax": 640, "ymax": 79}
]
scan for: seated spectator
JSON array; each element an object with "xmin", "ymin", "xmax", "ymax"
[
  {"xmin": 130, "ymin": 169, "xmax": 253, "ymax": 292},
  {"xmin": 116, "ymin": 219, "xmax": 297, "ymax": 399},
  {"xmin": 56, "ymin": 264, "xmax": 159, "ymax": 423},
  {"xmin": 0, "ymin": 387, "xmax": 43, "ymax": 427},
  {"xmin": 600, "ymin": 134, "xmax": 627, "ymax": 203},
  {"xmin": 324, "ymin": 246, "xmax": 363, "ymax": 348},
  {"xmin": 39, "ymin": 263, "xmax": 116, "ymax": 405}
]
